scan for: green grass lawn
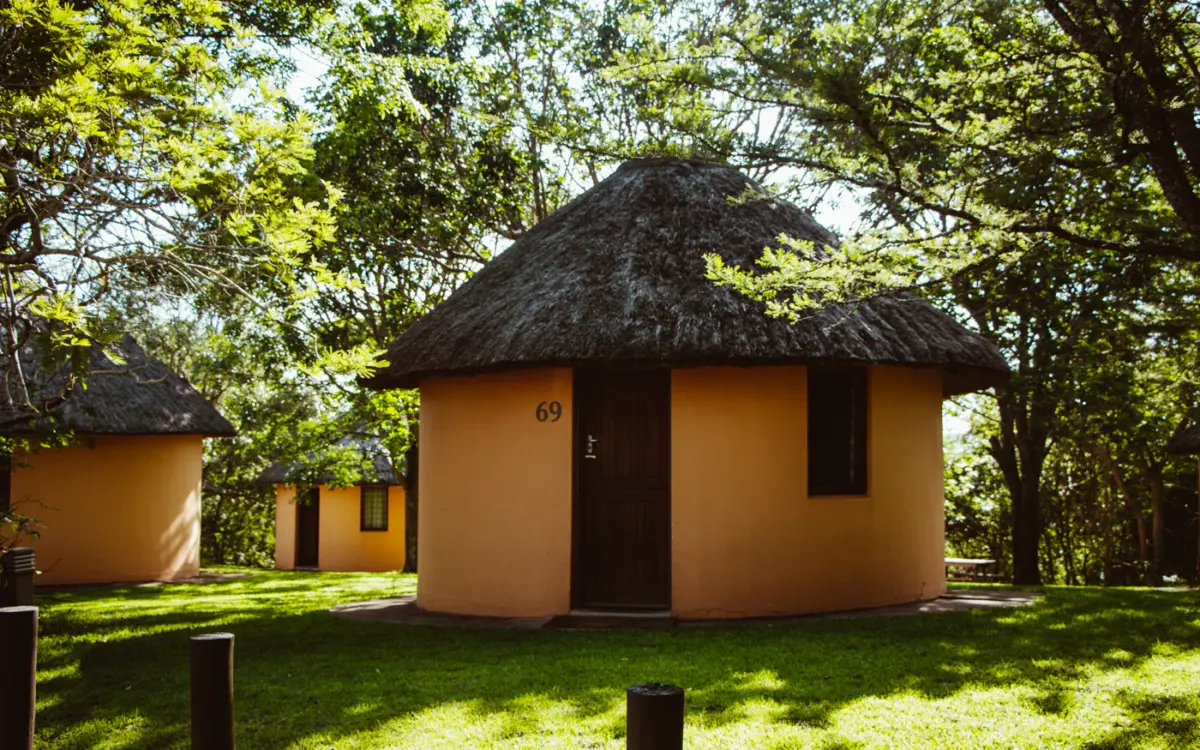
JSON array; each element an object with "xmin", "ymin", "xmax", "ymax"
[{"xmin": 28, "ymin": 571, "xmax": 1200, "ymax": 749}]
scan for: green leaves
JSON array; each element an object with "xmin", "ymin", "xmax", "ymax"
[
  {"xmin": 597, "ymin": 0, "xmax": 1200, "ymax": 582},
  {"xmin": 1, "ymin": 0, "xmax": 354, "ymax": 422}
]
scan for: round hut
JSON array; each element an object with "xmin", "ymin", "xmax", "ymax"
[
  {"xmin": 2, "ymin": 335, "xmax": 235, "ymax": 585},
  {"xmin": 363, "ymin": 159, "xmax": 1009, "ymax": 619},
  {"xmin": 257, "ymin": 433, "xmax": 406, "ymax": 573}
]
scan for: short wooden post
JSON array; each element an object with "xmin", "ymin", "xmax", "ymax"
[
  {"xmin": 0, "ymin": 606, "xmax": 38, "ymax": 750},
  {"xmin": 3, "ymin": 548, "xmax": 35, "ymax": 607},
  {"xmin": 190, "ymin": 633, "xmax": 234, "ymax": 750},
  {"xmin": 626, "ymin": 682, "xmax": 684, "ymax": 750}
]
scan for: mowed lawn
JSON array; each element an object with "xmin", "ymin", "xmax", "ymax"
[{"xmin": 29, "ymin": 571, "xmax": 1200, "ymax": 749}]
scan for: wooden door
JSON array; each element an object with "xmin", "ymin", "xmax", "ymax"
[
  {"xmin": 575, "ymin": 370, "xmax": 670, "ymax": 610},
  {"xmin": 295, "ymin": 488, "xmax": 320, "ymax": 568}
]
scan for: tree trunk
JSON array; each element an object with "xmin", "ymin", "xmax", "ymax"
[
  {"xmin": 1108, "ymin": 459, "xmax": 1148, "ymax": 584},
  {"xmin": 1012, "ymin": 470, "xmax": 1043, "ymax": 585},
  {"xmin": 205, "ymin": 495, "xmax": 227, "ymax": 566},
  {"xmin": 1146, "ymin": 462, "xmax": 1165, "ymax": 586},
  {"xmin": 403, "ymin": 443, "xmax": 419, "ymax": 574},
  {"xmin": 956, "ymin": 280, "xmax": 1052, "ymax": 588},
  {"xmin": 1058, "ymin": 469, "xmax": 1077, "ymax": 585},
  {"xmin": 989, "ymin": 430, "xmax": 1044, "ymax": 585},
  {"xmin": 1082, "ymin": 473, "xmax": 1101, "ymax": 585},
  {"xmin": 1102, "ymin": 478, "xmax": 1116, "ymax": 585}
]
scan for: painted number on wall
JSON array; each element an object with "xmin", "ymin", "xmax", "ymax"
[{"xmin": 536, "ymin": 401, "xmax": 563, "ymax": 422}]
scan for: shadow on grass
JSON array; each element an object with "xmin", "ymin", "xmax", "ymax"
[
  {"xmin": 1083, "ymin": 692, "xmax": 1200, "ymax": 749},
  {"xmin": 32, "ymin": 576, "xmax": 1200, "ymax": 749}
]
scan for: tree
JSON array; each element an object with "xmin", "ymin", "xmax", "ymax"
[
  {"xmin": 607, "ymin": 0, "xmax": 1200, "ymax": 583},
  {"xmin": 1042, "ymin": 0, "xmax": 1200, "ymax": 247},
  {"xmin": 0, "ymin": 0, "xmax": 349, "ymax": 425},
  {"xmin": 616, "ymin": 0, "xmax": 1196, "ymax": 274},
  {"xmin": 0, "ymin": 0, "xmax": 466, "ymax": 419},
  {"xmin": 296, "ymin": 2, "xmax": 529, "ymax": 354},
  {"xmin": 255, "ymin": 1, "xmax": 539, "ymax": 569},
  {"xmin": 0, "ymin": 0, "xmax": 458, "ymax": 565},
  {"xmin": 944, "ymin": 405, "xmax": 1011, "ymax": 569},
  {"xmin": 129, "ymin": 308, "xmax": 403, "ymax": 566}
]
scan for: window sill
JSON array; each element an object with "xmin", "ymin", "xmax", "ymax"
[{"xmin": 807, "ymin": 493, "xmax": 871, "ymax": 501}]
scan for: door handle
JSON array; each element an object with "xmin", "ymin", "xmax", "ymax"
[{"xmin": 585, "ymin": 434, "xmax": 599, "ymax": 459}]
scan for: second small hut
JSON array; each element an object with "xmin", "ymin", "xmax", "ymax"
[
  {"xmin": 259, "ymin": 434, "xmax": 405, "ymax": 573},
  {"xmin": 364, "ymin": 159, "xmax": 1009, "ymax": 619}
]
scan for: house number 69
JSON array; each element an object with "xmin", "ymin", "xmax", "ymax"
[{"xmin": 536, "ymin": 401, "xmax": 562, "ymax": 422}]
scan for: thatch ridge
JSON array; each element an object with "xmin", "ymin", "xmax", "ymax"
[
  {"xmin": 0, "ymin": 334, "xmax": 235, "ymax": 437},
  {"xmin": 363, "ymin": 160, "xmax": 1009, "ymax": 395},
  {"xmin": 255, "ymin": 433, "xmax": 402, "ymax": 486}
]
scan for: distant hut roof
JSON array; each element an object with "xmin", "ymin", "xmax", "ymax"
[
  {"xmin": 0, "ymin": 334, "xmax": 234, "ymax": 437},
  {"xmin": 256, "ymin": 433, "xmax": 402, "ymax": 486},
  {"xmin": 362, "ymin": 159, "xmax": 1009, "ymax": 395},
  {"xmin": 1167, "ymin": 423, "xmax": 1200, "ymax": 455}
]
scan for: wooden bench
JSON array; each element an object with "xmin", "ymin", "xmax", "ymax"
[{"xmin": 944, "ymin": 557, "xmax": 1000, "ymax": 582}]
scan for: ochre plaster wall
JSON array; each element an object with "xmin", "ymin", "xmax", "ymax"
[
  {"xmin": 273, "ymin": 485, "xmax": 406, "ymax": 572},
  {"xmin": 274, "ymin": 486, "xmax": 297, "ymax": 571},
  {"xmin": 417, "ymin": 369, "xmax": 573, "ymax": 616},
  {"xmin": 671, "ymin": 365, "xmax": 946, "ymax": 618},
  {"xmin": 11, "ymin": 435, "xmax": 202, "ymax": 586}
]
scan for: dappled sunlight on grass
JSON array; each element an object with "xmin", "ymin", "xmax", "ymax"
[
  {"xmin": 312, "ymin": 693, "xmax": 628, "ymax": 750},
  {"xmin": 30, "ymin": 573, "xmax": 1200, "ymax": 748},
  {"xmin": 730, "ymin": 668, "xmax": 786, "ymax": 692}
]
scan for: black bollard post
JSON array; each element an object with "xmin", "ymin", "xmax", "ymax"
[
  {"xmin": 3, "ymin": 548, "xmax": 35, "ymax": 607},
  {"xmin": 0, "ymin": 606, "xmax": 37, "ymax": 750},
  {"xmin": 190, "ymin": 633, "xmax": 235, "ymax": 750},
  {"xmin": 626, "ymin": 682, "xmax": 684, "ymax": 750}
]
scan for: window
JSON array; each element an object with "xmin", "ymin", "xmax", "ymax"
[
  {"xmin": 807, "ymin": 368, "xmax": 868, "ymax": 496},
  {"xmin": 360, "ymin": 486, "xmax": 388, "ymax": 531}
]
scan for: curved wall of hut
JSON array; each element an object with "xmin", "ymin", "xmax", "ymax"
[
  {"xmin": 671, "ymin": 365, "xmax": 945, "ymax": 618},
  {"xmin": 418, "ymin": 368, "xmax": 574, "ymax": 616},
  {"xmin": 12, "ymin": 435, "xmax": 202, "ymax": 585},
  {"xmin": 416, "ymin": 365, "xmax": 946, "ymax": 619},
  {"xmin": 274, "ymin": 484, "xmax": 407, "ymax": 572}
]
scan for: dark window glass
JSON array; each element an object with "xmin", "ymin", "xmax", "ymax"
[
  {"xmin": 360, "ymin": 486, "xmax": 388, "ymax": 531},
  {"xmin": 807, "ymin": 368, "xmax": 868, "ymax": 496}
]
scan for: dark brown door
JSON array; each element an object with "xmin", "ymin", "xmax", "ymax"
[
  {"xmin": 575, "ymin": 370, "xmax": 670, "ymax": 610},
  {"xmin": 295, "ymin": 488, "xmax": 320, "ymax": 568}
]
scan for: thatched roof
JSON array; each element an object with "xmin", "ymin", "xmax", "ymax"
[
  {"xmin": 256, "ymin": 433, "xmax": 402, "ymax": 486},
  {"xmin": 362, "ymin": 159, "xmax": 1009, "ymax": 395},
  {"xmin": 1167, "ymin": 423, "xmax": 1200, "ymax": 455},
  {"xmin": 0, "ymin": 334, "xmax": 235, "ymax": 437}
]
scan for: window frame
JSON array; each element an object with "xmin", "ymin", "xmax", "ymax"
[
  {"xmin": 359, "ymin": 485, "xmax": 389, "ymax": 532},
  {"xmin": 806, "ymin": 366, "xmax": 869, "ymax": 498}
]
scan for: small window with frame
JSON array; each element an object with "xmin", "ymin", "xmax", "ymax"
[
  {"xmin": 360, "ymin": 486, "xmax": 388, "ymax": 531},
  {"xmin": 807, "ymin": 367, "xmax": 868, "ymax": 496}
]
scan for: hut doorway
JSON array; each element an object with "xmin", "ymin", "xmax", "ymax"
[
  {"xmin": 573, "ymin": 370, "xmax": 671, "ymax": 611},
  {"xmin": 295, "ymin": 488, "xmax": 320, "ymax": 568}
]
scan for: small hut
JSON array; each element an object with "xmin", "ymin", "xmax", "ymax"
[
  {"xmin": 363, "ymin": 159, "xmax": 1009, "ymax": 619},
  {"xmin": 1, "ymin": 335, "xmax": 235, "ymax": 585},
  {"xmin": 259, "ymin": 434, "xmax": 406, "ymax": 572}
]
